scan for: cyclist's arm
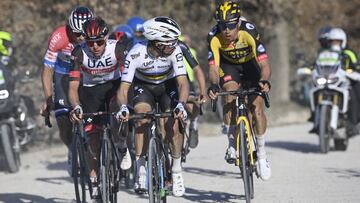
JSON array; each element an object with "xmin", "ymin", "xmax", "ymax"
[
  {"xmin": 208, "ymin": 36, "xmax": 221, "ymax": 85},
  {"xmin": 41, "ymin": 65, "xmax": 54, "ymax": 101},
  {"xmin": 172, "ymin": 46, "xmax": 189, "ymax": 103},
  {"xmin": 118, "ymin": 50, "xmax": 140, "ymax": 105},
  {"xmin": 193, "ymin": 65, "xmax": 207, "ymax": 96},
  {"xmin": 68, "ymin": 46, "xmax": 83, "ymax": 107}
]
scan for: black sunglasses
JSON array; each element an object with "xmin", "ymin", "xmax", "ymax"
[
  {"xmin": 87, "ymin": 39, "xmax": 106, "ymax": 47},
  {"xmin": 217, "ymin": 21, "xmax": 238, "ymax": 31}
]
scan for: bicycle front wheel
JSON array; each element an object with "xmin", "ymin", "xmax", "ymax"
[
  {"xmin": 100, "ymin": 136, "xmax": 111, "ymax": 203},
  {"xmin": 239, "ymin": 121, "xmax": 252, "ymax": 203},
  {"xmin": 148, "ymin": 137, "xmax": 166, "ymax": 203}
]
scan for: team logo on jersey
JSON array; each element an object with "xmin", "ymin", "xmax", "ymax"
[
  {"xmin": 131, "ymin": 52, "xmax": 140, "ymax": 59},
  {"xmin": 143, "ymin": 60, "xmax": 154, "ymax": 67},
  {"xmin": 175, "ymin": 53, "xmax": 183, "ymax": 62},
  {"xmin": 87, "ymin": 57, "xmax": 114, "ymax": 68},
  {"xmin": 245, "ymin": 23, "xmax": 255, "ymax": 30},
  {"xmin": 257, "ymin": 44, "xmax": 265, "ymax": 53},
  {"xmin": 124, "ymin": 60, "xmax": 130, "ymax": 69}
]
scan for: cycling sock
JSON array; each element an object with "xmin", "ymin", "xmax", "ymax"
[
  {"xmin": 227, "ymin": 125, "xmax": 236, "ymax": 148},
  {"xmin": 256, "ymin": 135, "xmax": 266, "ymax": 159},
  {"xmin": 136, "ymin": 157, "xmax": 146, "ymax": 174},
  {"xmin": 172, "ymin": 157, "xmax": 182, "ymax": 173}
]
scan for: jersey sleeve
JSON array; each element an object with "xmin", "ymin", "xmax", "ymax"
[
  {"xmin": 43, "ymin": 28, "xmax": 67, "ymax": 68},
  {"xmin": 179, "ymin": 41, "xmax": 198, "ymax": 68},
  {"xmin": 171, "ymin": 46, "xmax": 187, "ymax": 77},
  {"xmin": 68, "ymin": 45, "xmax": 83, "ymax": 81},
  {"xmin": 121, "ymin": 49, "xmax": 140, "ymax": 83},
  {"xmin": 207, "ymin": 26, "xmax": 221, "ymax": 67},
  {"xmin": 241, "ymin": 22, "xmax": 268, "ymax": 62}
]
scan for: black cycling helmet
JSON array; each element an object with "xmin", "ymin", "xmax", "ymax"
[
  {"xmin": 68, "ymin": 6, "xmax": 94, "ymax": 33},
  {"xmin": 83, "ymin": 17, "xmax": 109, "ymax": 41},
  {"xmin": 215, "ymin": 1, "xmax": 241, "ymax": 23}
]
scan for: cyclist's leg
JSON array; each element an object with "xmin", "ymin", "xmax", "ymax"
[
  {"xmin": 186, "ymin": 83, "xmax": 200, "ymax": 148},
  {"xmin": 132, "ymin": 82, "xmax": 154, "ymax": 192},
  {"xmin": 54, "ymin": 73, "xmax": 73, "ymax": 176},
  {"xmin": 219, "ymin": 62, "xmax": 242, "ymax": 163},
  {"xmin": 163, "ymin": 78, "xmax": 185, "ymax": 196},
  {"xmin": 245, "ymin": 62, "xmax": 271, "ymax": 180},
  {"xmin": 54, "ymin": 72, "xmax": 72, "ymax": 147},
  {"xmin": 79, "ymin": 82, "xmax": 114, "ymax": 197}
]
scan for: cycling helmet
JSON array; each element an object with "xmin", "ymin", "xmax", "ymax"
[
  {"xmin": 68, "ymin": 6, "xmax": 94, "ymax": 33},
  {"xmin": 328, "ymin": 28, "xmax": 347, "ymax": 49},
  {"xmin": 83, "ymin": 17, "xmax": 109, "ymax": 41},
  {"xmin": 143, "ymin": 16, "xmax": 181, "ymax": 41},
  {"xmin": 113, "ymin": 24, "xmax": 134, "ymax": 39},
  {"xmin": 127, "ymin": 16, "xmax": 145, "ymax": 32},
  {"xmin": 0, "ymin": 31, "xmax": 12, "ymax": 56},
  {"xmin": 215, "ymin": 1, "xmax": 241, "ymax": 23}
]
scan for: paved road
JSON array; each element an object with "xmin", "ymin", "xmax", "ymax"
[{"xmin": 0, "ymin": 123, "xmax": 359, "ymax": 203}]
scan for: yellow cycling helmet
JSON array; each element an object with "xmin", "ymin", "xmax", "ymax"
[
  {"xmin": 215, "ymin": 1, "xmax": 241, "ymax": 23},
  {"xmin": 0, "ymin": 31, "xmax": 12, "ymax": 56}
]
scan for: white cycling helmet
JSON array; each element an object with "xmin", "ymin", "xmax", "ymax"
[
  {"xmin": 328, "ymin": 28, "xmax": 347, "ymax": 49},
  {"xmin": 143, "ymin": 16, "xmax": 181, "ymax": 41},
  {"xmin": 68, "ymin": 6, "xmax": 94, "ymax": 33}
]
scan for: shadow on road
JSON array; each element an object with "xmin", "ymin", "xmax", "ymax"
[
  {"xmin": 44, "ymin": 160, "xmax": 67, "ymax": 171},
  {"xmin": 0, "ymin": 193, "xmax": 71, "ymax": 203},
  {"xmin": 183, "ymin": 166, "xmax": 239, "ymax": 179},
  {"xmin": 267, "ymin": 141, "xmax": 319, "ymax": 153},
  {"xmin": 325, "ymin": 167, "xmax": 360, "ymax": 179},
  {"xmin": 182, "ymin": 187, "xmax": 243, "ymax": 203},
  {"xmin": 36, "ymin": 176, "xmax": 73, "ymax": 185}
]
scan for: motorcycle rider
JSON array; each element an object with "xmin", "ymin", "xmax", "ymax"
[{"xmin": 328, "ymin": 28, "xmax": 360, "ymax": 136}]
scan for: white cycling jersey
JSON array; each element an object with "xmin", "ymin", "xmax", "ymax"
[
  {"xmin": 80, "ymin": 39, "xmax": 121, "ymax": 86},
  {"xmin": 121, "ymin": 41, "xmax": 186, "ymax": 84}
]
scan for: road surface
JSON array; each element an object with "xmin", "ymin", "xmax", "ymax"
[{"xmin": 0, "ymin": 123, "xmax": 359, "ymax": 203}]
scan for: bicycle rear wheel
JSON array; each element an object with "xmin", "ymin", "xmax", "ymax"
[
  {"xmin": 72, "ymin": 129, "xmax": 92, "ymax": 203},
  {"xmin": 239, "ymin": 121, "xmax": 251, "ymax": 203},
  {"xmin": 148, "ymin": 137, "xmax": 166, "ymax": 203}
]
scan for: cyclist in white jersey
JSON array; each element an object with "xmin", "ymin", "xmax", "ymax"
[
  {"xmin": 68, "ymin": 17, "xmax": 131, "ymax": 199},
  {"xmin": 116, "ymin": 16, "xmax": 189, "ymax": 197}
]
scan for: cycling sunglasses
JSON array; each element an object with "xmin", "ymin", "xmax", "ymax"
[
  {"xmin": 87, "ymin": 39, "xmax": 106, "ymax": 47},
  {"xmin": 217, "ymin": 21, "xmax": 238, "ymax": 31},
  {"xmin": 156, "ymin": 39, "xmax": 178, "ymax": 48},
  {"xmin": 73, "ymin": 32, "xmax": 83, "ymax": 37}
]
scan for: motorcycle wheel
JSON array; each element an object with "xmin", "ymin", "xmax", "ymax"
[
  {"xmin": 0, "ymin": 124, "xmax": 20, "ymax": 173},
  {"xmin": 319, "ymin": 105, "xmax": 330, "ymax": 154}
]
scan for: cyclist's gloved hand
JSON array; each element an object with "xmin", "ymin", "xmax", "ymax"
[
  {"xmin": 259, "ymin": 80, "xmax": 271, "ymax": 93},
  {"xmin": 70, "ymin": 105, "xmax": 83, "ymax": 123},
  {"xmin": 116, "ymin": 104, "xmax": 129, "ymax": 121},
  {"xmin": 174, "ymin": 102, "xmax": 187, "ymax": 121},
  {"xmin": 207, "ymin": 84, "xmax": 220, "ymax": 100}
]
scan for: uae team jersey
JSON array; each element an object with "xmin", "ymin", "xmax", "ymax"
[
  {"xmin": 121, "ymin": 41, "xmax": 187, "ymax": 84},
  {"xmin": 43, "ymin": 25, "xmax": 73, "ymax": 74},
  {"xmin": 69, "ymin": 39, "xmax": 124, "ymax": 87}
]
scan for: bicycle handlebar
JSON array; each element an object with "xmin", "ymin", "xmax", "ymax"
[
  {"xmin": 129, "ymin": 112, "xmax": 174, "ymax": 120},
  {"xmin": 211, "ymin": 88, "xmax": 270, "ymax": 113}
]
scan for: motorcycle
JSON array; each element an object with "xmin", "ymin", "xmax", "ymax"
[
  {"xmin": 0, "ymin": 67, "xmax": 36, "ymax": 173},
  {"xmin": 297, "ymin": 50, "xmax": 360, "ymax": 153}
]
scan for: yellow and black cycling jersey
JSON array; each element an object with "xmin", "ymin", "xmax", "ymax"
[{"xmin": 207, "ymin": 21, "xmax": 268, "ymax": 67}]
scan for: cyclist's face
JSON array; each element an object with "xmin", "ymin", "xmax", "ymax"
[
  {"xmin": 87, "ymin": 38, "xmax": 106, "ymax": 57},
  {"xmin": 155, "ymin": 40, "xmax": 178, "ymax": 56},
  {"xmin": 218, "ymin": 21, "xmax": 238, "ymax": 41},
  {"xmin": 72, "ymin": 31, "xmax": 85, "ymax": 43}
]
